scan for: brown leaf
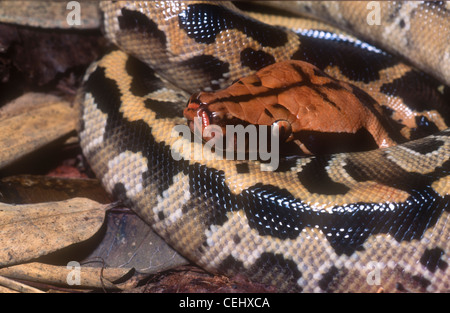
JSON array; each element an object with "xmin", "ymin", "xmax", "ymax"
[
  {"xmin": 0, "ymin": 198, "xmax": 107, "ymax": 267},
  {"xmin": 0, "ymin": 96, "xmax": 77, "ymax": 169},
  {"xmin": 0, "ymin": 275, "xmax": 44, "ymax": 293},
  {"xmin": 0, "ymin": 1, "xmax": 100, "ymax": 29},
  {"xmin": 0, "ymin": 262, "xmax": 134, "ymax": 291},
  {"xmin": 0, "ymin": 175, "xmax": 111, "ymax": 205}
]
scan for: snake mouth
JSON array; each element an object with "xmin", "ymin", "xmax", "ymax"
[
  {"xmin": 186, "ymin": 108, "xmax": 212, "ymax": 136},
  {"xmin": 198, "ymin": 108, "xmax": 210, "ymax": 129},
  {"xmin": 183, "ymin": 93, "xmax": 213, "ymax": 136}
]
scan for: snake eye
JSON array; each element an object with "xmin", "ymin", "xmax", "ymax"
[{"xmin": 272, "ymin": 119, "xmax": 292, "ymax": 142}]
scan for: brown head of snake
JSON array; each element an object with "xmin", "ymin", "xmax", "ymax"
[{"xmin": 184, "ymin": 60, "xmax": 401, "ymax": 155}]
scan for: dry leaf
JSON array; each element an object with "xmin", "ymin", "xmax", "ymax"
[
  {"xmin": 0, "ymin": 284, "xmax": 19, "ymax": 293},
  {"xmin": 0, "ymin": 175, "xmax": 111, "ymax": 205},
  {"xmin": 0, "ymin": 98, "xmax": 77, "ymax": 169},
  {"xmin": 0, "ymin": 1, "xmax": 100, "ymax": 29},
  {"xmin": 0, "ymin": 92, "xmax": 64, "ymax": 119},
  {"xmin": 0, "ymin": 275, "xmax": 44, "ymax": 293},
  {"xmin": 0, "ymin": 262, "xmax": 134, "ymax": 291},
  {"xmin": 84, "ymin": 211, "xmax": 188, "ymax": 275},
  {"xmin": 0, "ymin": 198, "xmax": 107, "ymax": 267}
]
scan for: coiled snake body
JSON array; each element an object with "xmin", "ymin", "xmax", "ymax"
[{"xmin": 78, "ymin": 1, "xmax": 450, "ymax": 292}]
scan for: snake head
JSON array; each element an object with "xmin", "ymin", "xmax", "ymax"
[{"xmin": 184, "ymin": 91, "xmax": 243, "ymax": 145}]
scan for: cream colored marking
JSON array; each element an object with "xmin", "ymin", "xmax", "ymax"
[
  {"xmin": 432, "ymin": 175, "xmax": 450, "ymax": 197},
  {"xmin": 382, "ymin": 2, "xmax": 420, "ymax": 47},
  {"xmin": 153, "ymin": 172, "xmax": 192, "ymax": 224},
  {"xmin": 385, "ymin": 141, "xmax": 450, "ymax": 174},
  {"xmin": 144, "ymin": 87, "xmax": 188, "ymax": 103},
  {"xmin": 326, "ymin": 154, "xmax": 357, "ymax": 186},
  {"xmin": 103, "ymin": 150, "xmax": 148, "ymax": 197},
  {"xmin": 79, "ymin": 93, "xmax": 107, "ymax": 155}
]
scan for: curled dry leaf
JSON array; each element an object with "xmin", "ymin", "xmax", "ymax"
[{"xmin": 0, "ymin": 197, "xmax": 107, "ymax": 267}]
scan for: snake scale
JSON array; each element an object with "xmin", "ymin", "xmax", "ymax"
[{"xmin": 77, "ymin": 1, "xmax": 449, "ymax": 292}]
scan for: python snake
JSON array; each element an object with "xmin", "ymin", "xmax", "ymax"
[{"xmin": 77, "ymin": 1, "xmax": 450, "ymax": 292}]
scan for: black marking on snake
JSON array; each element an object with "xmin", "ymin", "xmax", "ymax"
[
  {"xmin": 313, "ymin": 67, "xmax": 331, "ymax": 78},
  {"xmin": 379, "ymin": 71, "xmax": 450, "ymax": 127},
  {"xmin": 322, "ymin": 81, "xmax": 345, "ymax": 90},
  {"xmin": 231, "ymin": 78, "xmax": 244, "ymax": 85},
  {"xmin": 292, "ymin": 31, "xmax": 396, "ymax": 83},
  {"xmin": 380, "ymin": 105, "xmax": 407, "ymax": 136},
  {"xmin": 186, "ymin": 163, "xmax": 237, "ymax": 227},
  {"xmin": 112, "ymin": 183, "xmax": 134, "ymax": 210},
  {"xmin": 251, "ymin": 80, "xmax": 262, "ymax": 87},
  {"xmin": 396, "ymin": 283, "xmax": 407, "ymax": 292},
  {"xmin": 126, "ymin": 57, "xmax": 164, "ymax": 97},
  {"xmin": 271, "ymin": 103, "xmax": 290, "ymax": 111},
  {"xmin": 84, "ymin": 66, "xmax": 122, "ymax": 120},
  {"xmin": 240, "ymin": 48, "xmax": 276, "ymax": 71},
  {"xmin": 179, "ymin": 55, "xmax": 229, "ymax": 90},
  {"xmin": 179, "ymin": 3, "xmax": 287, "ymax": 47},
  {"xmin": 218, "ymin": 253, "xmax": 303, "ymax": 292},
  {"xmin": 297, "ymin": 156, "xmax": 350, "ymax": 195},
  {"xmin": 290, "ymin": 63, "xmax": 341, "ymax": 110},
  {"xmin": 318, "ymin": 266, "xmax": 341, "ymax": 292},
  {"xmin": 404, "ymin": 135, "xmax": 444, "ymax": 154},
  {"xmin": 351, "ymin": 85, "xmax": 407, "ymax": 144},
  {"xmin": 387, "ymin": 2, "xmax": 402, "ymax": 21},
  {"xmin": 296, "ymin": 129, "xmax": 379, "ymax": 155},
  {"xmin": 412, "ymin": 275, "xmax": 432, "ymax": 289},
  {"xmin": 410, "ymin": 116, "xmax": 441, "ymax": 140},
  {"xmin": 271, "ymin": 157, "xmax": 301, "ymax": 172},
  {"xmin": 118, "ymin": 8, "xmax": 166, "ymax": 47},
  {"xmin": 144, "ymin": 99, "xmax": 184, "ymax": 119},
  {"xmin": 344, "ymin": 156, "xmax": 450, "ymax": 193},
  {"xmin": 157, "ymin": 211, "xmax": 165, "ymax": 221},
  {"xmin": 419, "ymin": 247, "xmax": 448, "ymax": 273},
  {"xmin": 264, "ymin": 109, "xmax": 274, "ymax": 118},
  {"xmin": 235, "ymin": 163, "xmax": 250, "ymax": 174}
]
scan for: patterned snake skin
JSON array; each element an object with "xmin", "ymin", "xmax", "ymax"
[{"xmin": 77, "ymin": 1, "xmax": 450, "ymax": 292}]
